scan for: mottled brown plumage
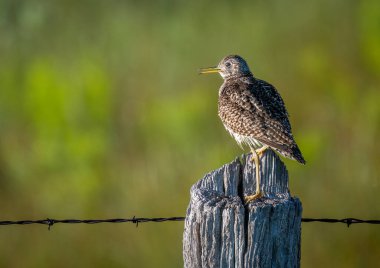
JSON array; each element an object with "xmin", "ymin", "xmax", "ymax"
[
  {"xmin": 204, "ymin": 55, "xmax": 305, "ymax": 164},
  {"xmin": 200, "ymin": 55, "xmax": 305, "ymax": 202}
]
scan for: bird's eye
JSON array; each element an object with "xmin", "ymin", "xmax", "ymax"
[{"xmin": 225, "ymin": 62, "xmax": 231, "ymax": 68}]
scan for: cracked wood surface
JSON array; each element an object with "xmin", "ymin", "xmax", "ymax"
[{"xmin": 183, "ymin": 150, "xmax": 302, "ymax": 268}]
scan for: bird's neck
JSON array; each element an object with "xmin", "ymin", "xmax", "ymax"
[
  {"xmin": 219, "ymin": 74, "xmax": 255, "ymax": 96},
  {"xmin": 224, "ymin": 73, "xmax": 255, "ymax": 83}
]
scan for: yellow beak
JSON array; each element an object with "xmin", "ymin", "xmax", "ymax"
[{"xmin": 199, "ymin": 66, "xmax": 221, "ymax": 74}]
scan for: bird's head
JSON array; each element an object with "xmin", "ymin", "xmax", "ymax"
[{"xmin": 199, "ymin": 55, "xmax": 252, "ymax": 79}]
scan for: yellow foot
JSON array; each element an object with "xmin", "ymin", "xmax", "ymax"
[
  {"xmin": 244, "ymin": 192, "xmax": 263, "ymax": 204},
  {"xmin": 255, "ymin": 145, "xmax": 269, "ymax": 158}
]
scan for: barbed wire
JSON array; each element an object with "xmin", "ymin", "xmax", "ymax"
[
  {"xmin": 0, "ymin": 217, "xmax": 186, "ymax": 230},
  {"xmin": 301, "ymin": 218, "xmax": 380, "ymax": 227},
  {"xmin": 0, "ymin": 217, "xmax": 379, "ymax": 230}
]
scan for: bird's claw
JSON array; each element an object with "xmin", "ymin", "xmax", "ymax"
[
  {"xmin": 255, "ymin": 145, "xmax": 269, "ymax": 158},
  {"xmin": 244, "ymin": 192, "xmax": 263, "ymax": 204}
]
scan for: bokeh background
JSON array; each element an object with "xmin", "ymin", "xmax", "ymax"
[{"xmin": 1, "ymin": 0, "xmax": 380, "ymax": 267}]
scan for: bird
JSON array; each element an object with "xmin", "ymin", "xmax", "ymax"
[{"xmin": 200, "ymin": 55, "xmax": 305, "ymax": 203}]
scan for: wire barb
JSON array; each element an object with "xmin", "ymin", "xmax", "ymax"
[{"xmin": 46, "ymin": 218, "xmax": 55, "ymax": 230}]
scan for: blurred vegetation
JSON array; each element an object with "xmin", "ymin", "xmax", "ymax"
[{"xmin": 1, "ymin": 0, "xmax": 380, "ymax": 267}]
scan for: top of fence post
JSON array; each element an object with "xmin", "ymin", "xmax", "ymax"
[{"xmin": 183, "ymin": 150, "xmax": 302, "ymax": 268}]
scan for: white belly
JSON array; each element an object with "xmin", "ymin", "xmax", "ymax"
[{"xmin": 224, "ymin": 126, "xmax": 263, "ymax": 150}]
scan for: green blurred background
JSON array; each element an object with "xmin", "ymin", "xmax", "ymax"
[{"xmin": 1, "ymin": 0, "xmax": 380, "ymax": 267}]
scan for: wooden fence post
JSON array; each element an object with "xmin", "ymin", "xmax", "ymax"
[{"xmin": 183, "ymin": 150, "xmax": 302, "ymax": 268}]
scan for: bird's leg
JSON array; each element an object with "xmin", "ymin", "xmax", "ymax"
[
  {"xmin": 255, "ymin": 145, "xmax": 269, "ymax": 158},
  {"xmin": 244, "ymin": 149, "xmax": 263, "ymax": 204}
]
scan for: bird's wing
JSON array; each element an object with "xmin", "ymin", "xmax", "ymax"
[
  {"xmin": 251, "ymin": 79, "xmax": 290, "ymax": 123},
  {"xmin": 219, "ymin": 79, "xmax": 295, "ymax": 152}
]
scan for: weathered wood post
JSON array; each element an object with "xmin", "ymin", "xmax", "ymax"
[{"xmin": 183, "ymin": 150, "xmax": 302, "ymax": 268}]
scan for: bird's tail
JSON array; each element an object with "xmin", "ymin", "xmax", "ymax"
[
  {"xmin": 275, "ymin": 143, "xmax": 306, "ymax": 164},
  {"xmin": 290, "ymin": 144, "xmax": 306, "ymax": 164}
]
